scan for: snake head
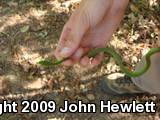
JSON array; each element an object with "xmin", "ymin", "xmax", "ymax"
[{"xmin": 87, "ymin": 48, "xmax": 101, "ymax": 58}]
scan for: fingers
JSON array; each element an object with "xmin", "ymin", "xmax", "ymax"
[
  {"xmin": 62, "ymin": 47, "xmax": 88, "ymax": 66},
  {"xmin": 56, "ymin": 47, "xmax": 104, "ymax": 67},
  {"xmin": 54, "ymin": 25, "xmax": 71, "ymax": 60},
  {"xmin": 91, "ymin": 53, "xmax": 104, "ymax": 66},
  {"xmin": 80, "ymin": 56, "xmax": 90, "ymax": 66},
  {"xmin": 62, "ymin": 59, "xmax": 74, "ymax": 66},
  {"xmin": 72, "ymin": 47, "xmax": 85, "ymax": 62},
  {"xmin": 80, "ymin": 53, "xmax": 104, "ymax": 67},
  {"xmin": 58, "ymin": 47, "xmax": 88, "ymax": 66},
  {"xmin": 55, "ymin": 9, "xmax": 90, "ymax": 61},
  {"xmin": 55, "ymin": 9, "xmax": 80, "ymax": 56}
]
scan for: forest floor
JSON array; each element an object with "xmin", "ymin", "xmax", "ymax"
[{"xmin": 0, "ymin": 0, "xmax": 160, "ymax": 120}]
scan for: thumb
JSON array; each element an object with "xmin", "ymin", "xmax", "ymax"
[{"xmin": 59, "ymin": 11, "xmax": 89, "ymax": 58}]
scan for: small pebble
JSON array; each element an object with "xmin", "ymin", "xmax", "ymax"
[{"xmin": 86, "ymin": 94, "xmax": 95, "ymax": 101}]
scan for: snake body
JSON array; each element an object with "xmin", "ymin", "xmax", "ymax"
[
  {"xmin": 88, "ymin": 47, "xmax": 160, "ymax": 77},
  {"xmin": 38, "ymin": 47, "xmax": 160, "ymax": 78}
]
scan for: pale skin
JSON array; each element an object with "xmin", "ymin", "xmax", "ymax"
[{"xmin": 54, "ymin": 0, "xmax": 129, "ymax": 67}]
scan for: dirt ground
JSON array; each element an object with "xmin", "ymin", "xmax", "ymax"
[{"xmin": 0, "ymin": 0, "xmax": 160, "ymax": 120}]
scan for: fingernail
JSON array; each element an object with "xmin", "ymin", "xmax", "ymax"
[
  {"xmin": 75, "ymin": 50, "xmax": 83, "ymax": 58},
  {"xmin": 60, "ymin": 47, "xmax": 71, "ymax": 56}
]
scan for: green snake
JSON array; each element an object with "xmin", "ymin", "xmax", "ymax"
[{"xmin": 38, "ymin": 47, "xmax": 160, "ymax": 78}]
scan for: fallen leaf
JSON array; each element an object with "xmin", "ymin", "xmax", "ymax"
[{"xmin": 20, "ymin": 25, "xmax": 30, "ymax": 33}]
